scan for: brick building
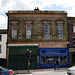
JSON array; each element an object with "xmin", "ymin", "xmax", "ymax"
[
  {"xmin": 68, "ymin": 17, "xmax": 75, "ymax": 66},
  {"xmin": 6, "ymin": 8, "xmax": 69, "ymax": 69}
]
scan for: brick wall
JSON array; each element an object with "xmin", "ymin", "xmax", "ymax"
[
  {"xmin": 39, "ymin": 41, "xmax": 67, "ymax": 48},
  {"xmin": 68, "ymin": 17, "xmax": 75, "ymax": 48}
]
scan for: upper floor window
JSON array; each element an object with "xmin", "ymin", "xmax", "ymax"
[
  {"xmin": 73, "ymin": 25, "xmax": 75, "ymax": 33},
  {"xmin": 0, "ymin": 45, "xmax": 1, "ymax": 52},
  {"xmin": 58, "ymin": 24, "xmax": 63, "ymax": 39},
  {"xmin": 26, "ymin": 25, "xmax": 31, "ymax": 39},
  {"xmin": 12, "ymin": 25, "xmax": 17, "ymax": 39},
  {"xmin": 44, "ymin": 25, "xmax": 50, "ymax": 39},
  {"xmin": 0, "ymin": 35, "xmax": 1, "ymax": 41}
]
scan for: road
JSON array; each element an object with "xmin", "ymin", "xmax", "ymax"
[{"xmin": 15, "ymin": 70, "xmax": 68, "ymax": 75}]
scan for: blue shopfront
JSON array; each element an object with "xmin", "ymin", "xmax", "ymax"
[{"xmin": 39, "ymin": 48, "xmax": 69, "ymax": 68}]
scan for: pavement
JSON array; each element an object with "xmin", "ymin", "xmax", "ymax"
[{"xmin": 13, "ymin": 68, "xmax": 68, "ymax": 74}]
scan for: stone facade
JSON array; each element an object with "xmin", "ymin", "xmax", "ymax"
[
  {"xmin": 6, "ymin": 8, "xmax": 68, "ymax": 43},
  {"xmin": 6, "ymin": 8, "xmax": 69, "ymax": 69}
]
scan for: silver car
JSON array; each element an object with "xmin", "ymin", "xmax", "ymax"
[
  {"xmin": 67, "ymin": 66, "xmax": 75, "ymax": 75},
  {"xmin": 0, "ymin": 66, "xmax": 14, "ymax": 75}
]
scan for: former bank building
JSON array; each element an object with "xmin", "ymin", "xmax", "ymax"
[{"xmin": 6, "ymin": 8, "xmax": 74, "ymax": 69}]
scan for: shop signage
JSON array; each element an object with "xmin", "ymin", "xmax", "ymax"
[{"xmin": 41, "ymin": 50, "xmax": 66, "ymax": 54}]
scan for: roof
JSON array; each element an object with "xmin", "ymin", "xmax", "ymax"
[
  {"xmin": 8, "ymin": 10, "xmax": 67, "ymax": 14},
  {"xmin": 6, "ymin": 8, "xmax": 67, "ymax": 14},
  {"xmin": 0, "ymin": 30, "xmax": 7, "ymax": 34}
]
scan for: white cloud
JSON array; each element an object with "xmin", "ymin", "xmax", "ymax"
[
  {"xmin": 0, "ymin": 0, "xmax": 75, "ymax": 29},
  {"xmin": 0, "ymin": 15, "xmax": 7, "ymax": 29}
]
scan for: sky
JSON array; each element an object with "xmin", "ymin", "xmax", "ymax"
[{"xmin": 0, "ymin": 0, "xmax": 75, "ymax": 29}]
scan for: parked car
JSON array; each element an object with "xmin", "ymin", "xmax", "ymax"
[
  {"xmin": 0, "ymin": 66, "xmax": 14, "ymax": 75},
  {"xmin": 67, "ymin": 66, "xmax": 75, "ymax": 75}
]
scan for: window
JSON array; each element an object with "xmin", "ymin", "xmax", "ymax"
[
  {"xmin": 12, "ymin": 25, "xmax": 17, "ymax": 39},
  {"xmin": 46, "ymin": 56, "xmax": 49, "ymax": 64},
  {"xmin": 58, "ymin": 24, "xmax": 63, "ymax": 39},
  {"xmin": 63, "ymin": 56, "xmax": 67, "ymax": 64},
  {"xmin": 73, "ymin": 25, "xmax": 75, "ymax": 33},
  {"xmin": 50, "ymin": 56, "xmax": 54, "ymax": 64},
  {"xmin": 26, "ymin": 25, "xmax": 31, "ymax": 39},
  {"xmin": 44, "ymin": 25, "xmax": 50, "ymax": 39},
  {"xmin": 0, "ymin": 35, "xmax": 1, "ymax": 41},
  {"xmin": 0, "ymin": 45, "xmax": 1, "ymax": 52},
  {"xmin": 41, "ymin": 56, "xmax": 45, "ymax": 64},
  {"xmin": 59, "ymin": 56, "xmax": 63, "ymax": 63}
]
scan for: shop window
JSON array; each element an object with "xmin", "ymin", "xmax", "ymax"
[
  {"xmin": 72, "ymin": 53, "xmax": 75, "ymax": 65},
  {"xmin": 73, "ymin": 37, "xmax": 75, "ymax": 48},
  {"xmin": 0, "ymin": 35, "xmax": 1, "ymax": 41},
  {"xmin": 44, "ymin": 25, "xmax": 50, "ymax": 39},
  {"xmin": 54, "ymin": 56, "xmax": 58, "ymax": 61},
  {"xmin": 59, "ymin": 56, "xmax": 63, "ymax": 63},
  {"xmin": 0, "ymin": 45, "xmax": 1, "ymax": 53},
  {"xmin": 41, "ymin": 56, "xmax": 45, "ymax": 64},
  {"xmin": 73, "ymin": 25, "xmax": 75, "ymax": 33},
  {"xmin": 50, "ymin": 56, "xmax": 54, "ymax": 64},
  {"xmin": 63, "ymin": 56, "xmax": 67, "ymax": 64},
  {"xmin": 26, "ymin": 25, "xmax": 31, "ymax": 39},
  {"xmin": 58, "ymin": 24, "xmax": 63, "ymax": 39},
  {"xmin": 12, "ymin": 25, "xmax": 17, "ymax": 39},
  {"xmin": 46, "ymin": 56, "xmax": 49, "ymax": 64}
]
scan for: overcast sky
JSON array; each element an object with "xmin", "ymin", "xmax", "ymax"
[{"xmin": 0, "ymin": 0, "xmax": 75, "ymax": 29}]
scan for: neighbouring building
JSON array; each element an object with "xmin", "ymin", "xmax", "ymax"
[
  {"xmin": 68, "ymin": 17, "xmax": 75, "ymax": 66},
  {"xmin": 0, "ymin": 30, "xmax": 7, "ymax": 67},
  {"xmin": 6, "ymin": 8, "xmax": 69, "ymax": 70}
]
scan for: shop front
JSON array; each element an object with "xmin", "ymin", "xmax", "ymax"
[
  {"xmin": 7, "ymin": 43, "xmax": 38, "ymax": 70},
  {"xmin": 39, "ymin": 48, "xmax": 69, "ymax": 68}
]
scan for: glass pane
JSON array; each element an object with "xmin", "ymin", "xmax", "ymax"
[
  {"xmin": 26, "ymin": 25, "xmax": 31, "ymax": 31},
  {"xmin": 46, "ymin": 56, "xmax": 49, "ymax": 64},
  {"xmin": 12, "ymin": 30, "xmax": 17, "ymax": 39},
  {"xmin": 44, "ymin": 25, "xmax": 50, "ymax": 39},
  {"xmin": 59, "ymin": 56, "xmax": 63, "ymax": 63},
  {"xmin": 44, "ymin": 25, "xmax": 49, "ymax": 30},
  {"xmin": 13, "ymin": 25, "xmax": 17, "ymax": 30},
  {"xmin": 26, "ymin": 31, "xmax": 31, "ymax": 35},
  {"xmin": 45, "ymin": 35, "xmax": 50, "ymax": 39},
  {"xmin": 58, "ymin": 35, "xmax": 63, "ymax": 39},
  {"xmin": 54, "ymin": 56, "xmax": 58, "ymax": 61},
  {"xmin": 26, "ymin": 25, "xmax": 31, "ymax": 39},
  {"xmin": 26, "ymin": 35, "xmax": 31, "ymax": 39},
  {"xmin": 44, "ymin": 30, "xmax": 49, "ymax": 35},
  {"xmin": 58, "ymin": 24, "xmax": 63, "ymax": 39},
  {"xmin": 0, "ymin": 45, "xmax": 1, "ymax": 52},
  {"xmin": 73, "ymin": 26, "xmax": 75, "ymax": 33},
  {"xmin": 58, "ymin": 25, "xmax": 63, "ymax": 30},
  {"xmin": 63, "ymin": 56, "xmax": 67, "ymax": 64},
  {"xmin": 41, "ymin": 56, "xmax": 45, "ymax": 64},
  {"xmin": 50, "ymin": 56, "xmax": 54, "ymax": 64},
  {"xmin": 58, "ymin": 30, "xmax": 63, "ymax": 35}
]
